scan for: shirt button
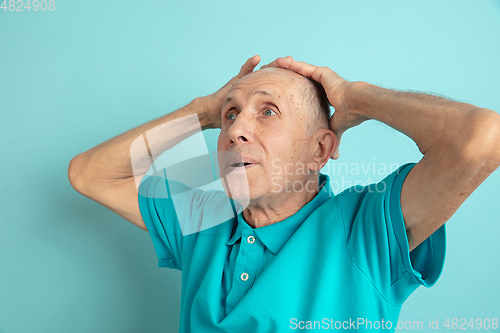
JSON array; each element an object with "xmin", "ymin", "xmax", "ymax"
[
  {"xmin": 247, "ymin": 236, "xmax": 255, "ymax": 244},
  {"xmin": 240, "ymin": 272, "xmax": 249, "ymax": 281}
]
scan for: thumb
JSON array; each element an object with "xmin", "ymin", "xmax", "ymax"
[{"xmin": 236, "ymin": 55, "xmax": 261, "ymax": 79}]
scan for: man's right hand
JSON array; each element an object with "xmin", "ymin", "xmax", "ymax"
[{"xmin": 203, "ymin": 55, "xmax": 261, "ymax": 128}]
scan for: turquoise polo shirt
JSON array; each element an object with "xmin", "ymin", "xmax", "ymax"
[{"xmin": 138, "ymin": 163, "xmax": 446, "ymax": 332}]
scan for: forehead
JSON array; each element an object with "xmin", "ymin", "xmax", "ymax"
[{"xmin": 225, "ymin": 68, "xmax": 306, "ymax": 101}]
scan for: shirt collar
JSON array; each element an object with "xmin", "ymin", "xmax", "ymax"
[{"xmin": 226, "ymin": 173, "xmax": 333, "ymax": 255}]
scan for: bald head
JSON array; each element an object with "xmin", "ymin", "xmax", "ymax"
[{"xmin": 218, "ymin": 66, "xmax": 337, "ymax": 205}]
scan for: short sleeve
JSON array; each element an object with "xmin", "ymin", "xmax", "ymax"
[
  {"xmin": 338, "ymin": 163, "xmax": 446, "ymax": 306},
  {"xmin": 138, "ymin": 175, "xmax": 190, "ymax": 270},
  {"xmin": 138, "ymin": 174, "xmax": 239, "ymax": 270}
]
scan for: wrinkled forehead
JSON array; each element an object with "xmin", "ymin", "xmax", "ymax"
[{"xmin": 228, "ymin": 68, "xmax": 310, "ymax": 97}]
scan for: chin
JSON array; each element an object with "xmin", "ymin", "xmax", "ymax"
[{"xmin": 220, "ymin": 171, "xmax": 253, "ymax": 208}]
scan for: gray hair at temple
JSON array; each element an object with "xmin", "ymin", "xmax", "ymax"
[{"xmin": 300, "ymin": 77, "xmax": 332, "ymax": 135}]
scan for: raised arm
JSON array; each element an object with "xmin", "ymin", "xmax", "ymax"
[
  {"xmin": 270, "ymin": 56, "xmax": 500, "ymax": 251},
  {"xmin": 68, "ymin": 56, "xmax": 261, "ymax": 230}
]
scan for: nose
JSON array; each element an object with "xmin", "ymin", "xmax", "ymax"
[{"xmin": 227, "ymin": 112, "xmax": 254, "ymax": 147}]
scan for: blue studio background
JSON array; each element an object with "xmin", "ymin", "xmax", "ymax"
[{"xmin": 1, "ymin": 1, "xmax": 499, "ymax": 332}]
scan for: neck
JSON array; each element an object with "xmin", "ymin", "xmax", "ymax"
[{"xmin": 242, "ymin": 176, "xmax": 320, "ymax": 228}]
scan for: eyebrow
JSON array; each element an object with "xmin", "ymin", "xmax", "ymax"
[
  {"xmin": 223, "ymin": 90, "xmax": 276, "ymax": 107},
  {"xmin": 254, "ymin": 90, "xmax": 274, "ymax": 98}
]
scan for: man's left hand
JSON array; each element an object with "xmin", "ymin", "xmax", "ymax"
[{"xmin": 263, "ymin": 56, "xmax": 369, "ymax": 159}]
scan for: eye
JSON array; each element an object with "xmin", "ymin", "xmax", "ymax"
[
  {"xmin": 264, "ymin": 109, "xmax": 276, "ymax": 116},
  {"xmin": 227, "ymin": 112, "xmax": 236, "ymax": 120}
]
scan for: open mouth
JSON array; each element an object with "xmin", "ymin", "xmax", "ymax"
[
  {"xmin": 231, "ymin": 162, "xmax": 253, "ymax": 167},
  {"xmin": 226, "ymin": 162, "xmax": 257, "ymax": 172}
]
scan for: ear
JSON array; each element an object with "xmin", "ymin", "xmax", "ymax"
[{"xmin": 308, "ymin": 129, "xmax": 337, "ymax": 172}]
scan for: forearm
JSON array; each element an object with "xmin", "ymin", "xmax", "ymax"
[
  {"xmin": 69, "ymin": 97, "xmax": 212, "ymax": 188},
  {"xmin": 344, "ymin": 81, "xmax": 498, "ymax": 157}
]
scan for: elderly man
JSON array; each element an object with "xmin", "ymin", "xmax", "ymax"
[{"xmin": 68, "ymin": 55, "xmax": 500, "ymax": 332}]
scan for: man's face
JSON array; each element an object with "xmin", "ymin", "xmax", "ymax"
[{"xmin": 217, "ymin": 68, "xmax": 316, "ymax": 205}]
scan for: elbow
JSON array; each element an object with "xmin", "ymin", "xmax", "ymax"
[
  {"xmin": 68, "ymin": 154, "xmax": 85, "ymax": 194},
  {"xmin": 459, "ymin": 109, "xmax": 500, "ymax": 171}
]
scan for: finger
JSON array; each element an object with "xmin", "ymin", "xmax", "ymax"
[
  {"xmin": 214, "ymin": 55, "xmax": 261, "ymax": 101},
  {"xmin": 257, "ymin": 56, "xmax": 292, "ymax": 70},
  {"xmin": 237, "ymin": 55, "xmax": 261, "ymax": 78},
  {"xmin": 261, "ymin": 55, "xmax": 292, "ymax": 69},
  {"xmin": 276, "ymin": 56, "xmax": 328, "ymax": 84},
  {"xmin": 260, "ymin": 59, "xmax": 279, "ymax": 69}
]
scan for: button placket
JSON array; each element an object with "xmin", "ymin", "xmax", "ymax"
[
  {"xmin": 237, "ymin": 230, "xmax": 258, "ymax": 284},
  {"xmin": 225, "ymin": 228, "xmax": 263, "ymax": 314}
]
